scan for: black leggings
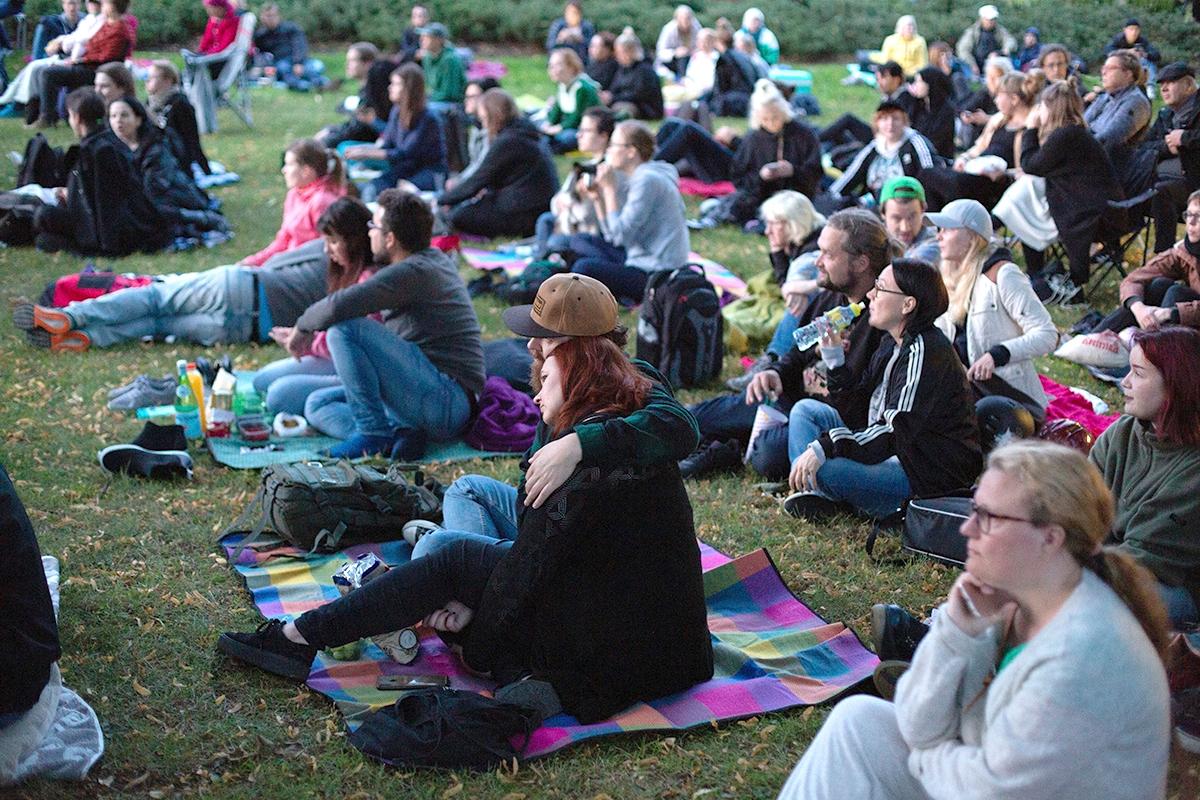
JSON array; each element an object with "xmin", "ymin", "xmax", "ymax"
[{"xmin": 294, "ymin": 537, "xmax": 506, "ymax": 651}]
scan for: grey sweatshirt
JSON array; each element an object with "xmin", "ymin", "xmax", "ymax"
[
  {"xmin": 605, "ymin": 160, "xmax": 690, "ymax": 272},
  {"xmin": 257, "ymin": 239, "xmax": 331, "ymax": 327},
  {"xmin": 294, "ymin": 247, "xmax": 485, "ymax": 395}
]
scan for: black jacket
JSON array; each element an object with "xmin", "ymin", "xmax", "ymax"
[
  {"xmin": 463, "ymin": 419, "xmax": 713, "ymax": 724},
  {"xmin": 768, "ymin": 229, "xmax": 820, "ymax": 286},
  {"xmin": 775, "ymin": 290, "xmax": 887, "ymax": 430},
  {"xmin": 816, "ymin": 325, "xmax": 982, "ymax": 498},
  {"xmin": 131, "ymin": 130, "xmax": 212, "ymax": 222},
  {"xmin": 54, "ymin": 129, "xmax": 170, "ymax": 256},
  {"xmin": 1104, "ymin": 32, "xmax": 1160, "ymax": 64},
  {"xmin": 586, "ymin": 57, "xmax": 618, "ymax": 91},
  {"xmin": 829, "ymin": 130, "xmax": 940, "ymax": 200},
  {"xmin": 1145, "ymin": 91, "xmax": 1200, "ymax": 182},
  {"xmin": 608, "ymin": 60, "xmax": 664, "ymax": 120},
  {"xmin": 0, "ymin": 463, "xmax": 61, "ymax": 716},
  {"xmin": 727, "ymin": 120, "xmax": 822, "ymax": 222},
  {"xmin": 1020, "ymin": 125, "xmax": 1123, "ymax": 246},
  {"xmin": 440, "ymin": 117, "xmax": 559, "ymax": 218},
  {"xmin": 711, "ymin": 50, "xmax": 756, "ymax": 116},
  {"xmin": 253, "ymin": 20, "xmax": 308, "ymax": 64},
  {"xmin": 158, "ymin": 90, "xmax": 210, "ymax": 174},
  {"xmin": 362, "ymin": 58, "xmax": 396, "ymax": 122}
]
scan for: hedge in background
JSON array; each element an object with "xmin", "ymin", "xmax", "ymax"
[{"xmin": 20, "ymin": 0, "xmax": 1195, "ymax": 65}]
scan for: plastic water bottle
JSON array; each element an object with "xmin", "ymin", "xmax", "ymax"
[
  {"xmin": 792, "ymin": 301, "xmax": 866, "ymax": 351},
  {"xmin": 174, "ymin": 360, "xmax": 202, "ymax": 440}
]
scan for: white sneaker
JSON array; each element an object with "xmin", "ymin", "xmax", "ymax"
[{"xmin": 402, "ymin": 519, "xmax": 442, "ymax": 547}]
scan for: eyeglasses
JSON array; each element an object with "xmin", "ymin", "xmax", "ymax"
[
  {"xmin": 1184, "ymin": 213, "xmax": 1200, "ymax": 224},
  {"xmin": 969, "ymin": 500, "xmax": 1038, "ymax": 535},
  {"xmin": 872, "ymin": 279, "xmax": 907, "ymax": 296}
]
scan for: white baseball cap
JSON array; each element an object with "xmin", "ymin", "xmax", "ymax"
[
  {"xmin": 925, "ymin": 199, "xmax": 994, "ymax": 242},
  {"xmin": 979, "ymin": 5, "xmax": 1000, "ymax": 20}
]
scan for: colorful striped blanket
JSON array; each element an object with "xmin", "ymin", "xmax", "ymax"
[
  {"xmin": 461, "ymin": 248, "xmax": 749, "ymax": 301},
  {"xmin": 218, "ymin": 535, "xmax": 878, "ymax": 759}
]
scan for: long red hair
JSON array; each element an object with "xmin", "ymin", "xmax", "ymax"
[
  {"xmin": 543, "ymin": 337, "xmax": 651, "ymax": 438},
  {"xmin": 1132, "ymin": 327, "xmax": 1200, "ymax": 447}
]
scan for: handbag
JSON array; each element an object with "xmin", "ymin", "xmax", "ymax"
[{"xmin": 902, "ymin": 496, "xmax": 970, "ymax": 567}]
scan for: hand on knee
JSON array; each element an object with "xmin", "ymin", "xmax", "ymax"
[{"xmin": 423, "ymin": 600, "xmax": 474, "ymax": 633}]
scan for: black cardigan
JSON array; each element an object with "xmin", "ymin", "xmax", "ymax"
[
  {"xmin": 440, "ymin": 117, "xmax": 559, "ymax": 218},
  {"xmin": 726, "ymin": 119, "xmax": 822, "ymax": 223},
  {"xmin": 1019, "ymin": 125, "xmax": 1123, "ymax": 248},
  {"xmin": 159, "ymin": 90, "xmax": 210, "ymax": 174},
  {"xmin": 462, "ymin": 425, "xmax": 713, "ymax": 723}
]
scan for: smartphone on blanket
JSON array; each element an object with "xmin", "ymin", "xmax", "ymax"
[{"xmin": 376, "ymin": 674, "xmax": 449, "ymax": 691}]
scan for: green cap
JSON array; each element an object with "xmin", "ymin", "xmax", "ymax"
[{"xmin": 879, "ymin": 176, "xmax": 925, "ymax": 205}]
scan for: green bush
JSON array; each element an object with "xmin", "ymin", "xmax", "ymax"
[{"xmin": 21, "ymin": 0, "xmax": 1195, "ymax": 64}]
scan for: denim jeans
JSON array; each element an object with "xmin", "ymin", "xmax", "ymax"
[
  {"xmin": 273, "ymin": 57, "xmax": 328, "ymax": 91},
  {"xmin": 411, "ymin": 476, "xmax": 521, "ymax": 558},
  {"xmin": 314, "ymin": 317, "xmax": 471, "ymax": 440},
  {"xmin": 533, "ymin": 210, "xmax": 572, "ymax": 259},
  {"xmin": 787, "ymin": 398, "xmax": 912, "ymax": 518},
  {"xmin": 295, "ymin": 536, "xmax": 508, "ymax": 650},
  {"xmin": 253, "ymin": 355, "xmax": 341, "ymax": 416},
  {"xmin": 1158, "ymin": 582, "xmax": 1199, "ymax": 629},
  {"xmin": 768, "ymin": 311, "xmax": 802, "ymax": 358},
  {"xmin": 66, "ymin": 266, "xmax": 255, "ymax": 347},
  {"xmin": 548, "ymin": 128, "xmax": 579, "ymax": 154}
]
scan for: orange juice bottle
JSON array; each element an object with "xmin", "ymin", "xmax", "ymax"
[{"xmin": 186, "ymin": 362, "xmax": 208, "ymax": 435}]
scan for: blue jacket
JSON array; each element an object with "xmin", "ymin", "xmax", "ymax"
[{"xmin": 380, "ymin": 107, "xmax": 447, "ymax": 179}]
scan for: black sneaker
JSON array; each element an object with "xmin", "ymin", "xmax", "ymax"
[
  {"xmin": 872, "ymin": 659, "xmax": 909, "ymax": 702},
  {"xmin": 217, "ymin": 619, "xmax": 318, "ymax": 681},
  {"xmin": 782, "ymin": 491, "xmax": 847, "ymax": 521},
  {"xmin": 870, "ymin": 603, "xmax": 930, "ymax": 662},
  {"xmin": 678, "ymin": 439, "xmax": 742, "ymax": 479},
  {"xmin": 494, "ymin": 676, "xmax": 562, "ymax": 721}
]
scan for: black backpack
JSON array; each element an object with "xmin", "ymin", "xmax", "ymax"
[
  {"xmin": 636, "ymin": 264, "xmax": 723, "ymax": 389},
  {"xmin": 901, "ymin": 496, "xmax": 970, "ymax": 567},
  {"xmin": 348, "ymin": 688, "xmax": 541, "ymax": 770},
  {"xmin": 223, "ymin": 461, "xmax": 443, "ymax": 557}
]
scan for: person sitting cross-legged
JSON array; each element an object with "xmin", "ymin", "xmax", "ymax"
[
  {"xmin": 777, "ymin": 439, "xmax": 1170, "ymax": 800},
  {"xmin": 783, "ymin": 258, "xmax": 982, "ymax": 521},
  {"xmin": 289, "ymin": 189, "xmax": 485, "ymax": 459},
  {"xmin": 218, "ymin": 322, "xmax": 713, "ymax": 724}
]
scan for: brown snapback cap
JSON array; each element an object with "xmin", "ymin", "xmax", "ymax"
[{"xmin": 501, "ymin": 273, "xmax": 619, "ymax": 338}]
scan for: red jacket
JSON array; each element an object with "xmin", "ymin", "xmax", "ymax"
[
  {"xmin": 1119, "ymin": 240, "xmax": 1200, "ymax": 328},
  {"xmin": 243, "ymin": 175, "xmax": 345, "ymax": 267},
  {"xmin": 199, "ymin": 13, "xmax": 238, "ymax": 55},
  {"xmin": 81, "ymin": 18, "xmax": 132, "ymax": 65}
]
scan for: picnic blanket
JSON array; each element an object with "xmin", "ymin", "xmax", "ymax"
[
  {"xmin": 1039, "ymin": 375, "xmax": 1119, "ymax": 438},
  {"xmin": 678, "ymin": 177, "xmax": 736, "ymax": 198},
  {"xmin": 217, "ymin": 534, "xmax": 878, "ymax": 759},
  {"xmin": 461, "ymin": 248, "xmax": 749, "ymax": 301}
]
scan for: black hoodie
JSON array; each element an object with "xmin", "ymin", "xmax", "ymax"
[
  {"xmin": 910, "ymin": 67, "xmax": 957, "ymax": 159},
  {"xmin": 439, "ymin": 116, "xmax": 560, "ymax": 218}
]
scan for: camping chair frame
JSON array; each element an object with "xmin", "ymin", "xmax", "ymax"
[{"xmin": 181, "ymin": 11, "xmax": 256, "ymax": 133}]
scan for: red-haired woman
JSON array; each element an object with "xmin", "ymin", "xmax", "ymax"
[
  {"xmin": 219, "ymin": 327, "xmax": 713, "ymax": 723},
  {"xmin": 1089, "ymin": 326, "xmax": 1200, "ymax": 627}
]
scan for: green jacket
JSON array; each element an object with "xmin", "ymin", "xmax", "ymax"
[
  {"xmin": 547, "ymin": 75, "xmax": 601, "ymax": 130},
  {"xmin": 531, "ymin": 360, "xmax": 700, "ymax": 468},
  {"xmin": 423, "ymin": 47, "xmax": 465, "ymax": 103},
  {"xmin": 1090, "ymin": 415, "xmax": 1200, "ymax": 605}
]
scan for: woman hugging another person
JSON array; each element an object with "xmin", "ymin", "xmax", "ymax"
[{"xmin": 218, "ymin": 276, "xmax": 714, "ymax": 723}]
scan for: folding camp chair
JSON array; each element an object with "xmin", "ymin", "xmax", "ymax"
[
  {"xmin": 182, "ymin": 11, "xmax": 256, "ymax": 134},
  {"xmin": 1087, "ymin": 187, "xmax": 1158, "ymax": 300}
]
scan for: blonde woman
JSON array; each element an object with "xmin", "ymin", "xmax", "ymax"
[
  {"xmin": 879, "ymin": 15, "xmax": 928, "ymax": 77},
  {"xmin": 692, "ymin": 81, "xmax": 821, "ymax": 228},
  {"xmin": 928, "ymin": 199, "xmax": 1056, "ymax": 439},
  {"xmin": 779, "ymin": 439, "xmax": 1170, "ymax": 800}
]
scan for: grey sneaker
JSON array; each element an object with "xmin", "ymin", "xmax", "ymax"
[
  {"xmin": 108, "ymin": 374, "xmax": 174, "ymax": 399},
  {"xmin": 107, "ymin": 380, "xmax": 180, "ymax": 411},
  {"xmin": 402, "ymin": 519, "xmax": 442, "ymax": 547}
]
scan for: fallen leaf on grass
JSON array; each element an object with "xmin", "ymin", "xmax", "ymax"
[{"xmin": 132, "ymin": 679, "xmax": 151, "ymax": 697}]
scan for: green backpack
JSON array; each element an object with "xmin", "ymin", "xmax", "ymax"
[{"xmin": 223, "ymin": 461, "xmax": 442, "ymax": 557}]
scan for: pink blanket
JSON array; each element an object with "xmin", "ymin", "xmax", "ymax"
[{"xmin": 1039, "ymin": 375, "xmax": 1119, "ymax": 437}]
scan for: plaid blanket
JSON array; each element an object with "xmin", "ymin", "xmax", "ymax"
[
  {"xmin": 218, "ymin": 535, "xmax": 878, "ymax": 758},
  {"xmin": 461, "ymin": 248, "xmax": 749, "ymax": 301}
]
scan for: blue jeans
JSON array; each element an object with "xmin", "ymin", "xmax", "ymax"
[
  {"xmin": 787, "ymin": 398, "xmax": 912, "ymax": 519},
  {"xmin": 273, "ymin": 57, "xmax": 328, "ymax": 91},
  {"xmin": 314, "ymin": 317, "xmax": 471, "ymax": 440},
  {"xmin": 688, "ymin": 392, "xmax": 792, "ymax": 479},
  {"xmin": 253, "ymin": 355, "xmax": 341, "ymax": 416},
  {"xmin": 568, "ymin": 233, "xmax": 644, "ymax": 304},
  {"xmin": 1158, "ymin": 582, "xmax": 1199, "ymax": 629},
  {"xmin": 65, "ymin": 266, "xmax": 255, "ymax": 347},
  {"xmin": 533, "ymin": 210, "xmax": 571, "ymax": 259},
  {"xmin": 548, "ymin": 128, "xmax": 578, "ymax": 154},
  {"xmin": 413, "ymin": 475, "xmax": 519, "ymax": 559},
  {"xmin": 768, "ymin": 311, "xmax": 802, "ymax": 358},
  {"xmin": 366, "ymin": 166, "xmax": 442, "ymax": 200}
]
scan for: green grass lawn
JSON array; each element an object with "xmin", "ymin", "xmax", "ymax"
[{"xmin": 0, "ymin": 53, "xmax": 1193, "ymax": 798}]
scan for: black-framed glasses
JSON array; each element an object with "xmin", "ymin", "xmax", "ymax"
[
  {"xmin": 969, "ymin": 500, "xmax": 1037, "ymax": 535},
  {"xmin": 872, "ymin": 279, "xmax": 907, "ymax": 296},
  {"xmin": 1184, "ymin": 212, "xmax": 1200, "ymax": 224}
]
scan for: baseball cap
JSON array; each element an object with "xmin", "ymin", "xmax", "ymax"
[
  {"xmin": 416, "ymin": 22, "xmax": 449, "ymax": 38},
  {"xmin": 925, "ymin": 199, "xmax": 993, "ymax": 242},
  {"xmin": 502, "ymin": 273, "xmax": 618, "ymax": 338},
  {"xmin": 880, "ymin": 176, "xmax": 926, "ymax": 205},
  {"xmin": 979, "ymin": 5, "xmax": 999, "ymax": 20},
  {"xmin": 1159, "ymin": 62, "xmax": 1195, "ymax": 84}
]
